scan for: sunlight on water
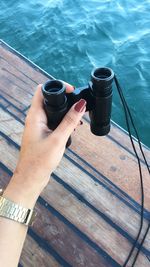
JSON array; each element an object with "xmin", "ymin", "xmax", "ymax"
[{"xmin": 41, "ymin": 0, "xmax": 64, "ymax": 8}]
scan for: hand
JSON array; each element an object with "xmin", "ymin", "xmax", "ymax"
[{"xmin": 4, "ymin": 83, "xmax": 86, "ymax": 207}]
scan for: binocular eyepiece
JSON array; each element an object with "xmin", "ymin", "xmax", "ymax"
[
  {"xmin": 42, "ymin": 80, "xmax": 67, "ymax": 108},
  {"xmin": 42, "ymin": 67, "xmax": 114, "ymax": 146}
]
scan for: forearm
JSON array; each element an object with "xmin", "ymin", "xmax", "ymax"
[
  {"xmin": 0, "ymin": 85, "xmax": 85, "ymax": 267},
  {"xmin": 0, "ymin": 217, "xmax": 28, "ymax": 267},
  {"xmin": 0, "ymin": 174, "xmax": 39, "ymax": 267}
]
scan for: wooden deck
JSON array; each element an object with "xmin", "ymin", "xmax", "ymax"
[{"xmin": 0, "ymin": 39, "xmax": 150, "ymax": 267}]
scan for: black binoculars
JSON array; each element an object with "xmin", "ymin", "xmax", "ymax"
[{"xmin": 42, "ymin": 67, "xmax": 114, "ymax": 147}]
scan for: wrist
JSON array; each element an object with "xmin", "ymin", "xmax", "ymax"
[{"xmin": 3, "ymin": 174, "xmax": 40, "ymax": 209}]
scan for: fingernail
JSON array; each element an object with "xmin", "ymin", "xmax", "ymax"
[
  {"xmin": 80, "ymin": 120, "xmax": 83, "ymax": 125},
  {"xmin": 74, "ymin": 99, "xmax": 86, "ymax": 113}
]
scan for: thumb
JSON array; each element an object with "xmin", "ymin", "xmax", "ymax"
[{"xmin": 53, "ymin": 99, "xmax": 86, "ymax": 143}]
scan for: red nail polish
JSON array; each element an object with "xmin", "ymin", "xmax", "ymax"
[{"xmin": 74, "ymin": 99, "xmax": 86, "ymax": 113}]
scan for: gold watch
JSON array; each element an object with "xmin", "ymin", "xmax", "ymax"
[{"xmin": 0, "ymin": 189, "xmax": 35, "ymax": 226}]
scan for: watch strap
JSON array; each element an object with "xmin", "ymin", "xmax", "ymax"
[{"xmin": 0, "ymin": 190, "xmax": 35, "ymax": 226}]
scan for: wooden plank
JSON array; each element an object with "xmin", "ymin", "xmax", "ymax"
[
  {"xmin": 0, "ymin": 97, "xmax": 9, "ymax": 108},
  {"xmin": 55, "ymin": 158, "xmax": 150, "ymax": 245},
  {"xmin": 0, "ymin": 42, "xmax": 49, "ymax": 84},
  {"xmin": 0, "ymin": 137, "xmax": 149, "ymax": 267},
  {"xmin": 111, "ymin": 122, "xmax": 150, "ymax": 155},
  {"xmin": 0, "ymin": 107, "xmax": 149, "ymax": 218},
  {"xmin": 0, "ymin": 141, "xmax": 115, "ymax": 267},
  {"xmin": 0, "ymin": 42, "xmax": 49, "ymax": 111},
  {"xmin": 0, "ymin": 110, "xmax": 150, "ymax": 266},
  {"xmin": 71, "ymin": 120, "xmax": 150, "ymax": 210},
  {"xmin": 21, "ymin": 236, "xmax": 61, "ymax": 267},
  {"xmin": 84, "ymin": 114, "xmax": 150, "ymax": 163},
  {"xmin": 0, "ymin": 40, "xmax": 150, "ymax": 266}
]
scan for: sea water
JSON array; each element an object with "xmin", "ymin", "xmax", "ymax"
[{"xmin": 0, "ymin": 0, "xmax": 150, "ymax": 146}]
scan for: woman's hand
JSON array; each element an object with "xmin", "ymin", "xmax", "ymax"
[{"xmin": 4, "ymin": 83, "xmax": 86, "ymax": 207}]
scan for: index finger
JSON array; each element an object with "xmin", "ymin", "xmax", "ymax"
[
  {"xmin": 63, "ymin": 81, "xmax": 75, "ymax": 93},
  {"xmin": 31, "ymin": 84, "xmax": 43, "ymax": 110}
]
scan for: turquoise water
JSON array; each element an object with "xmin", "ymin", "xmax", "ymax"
[{"xmin": 0, "ymin": 0, "xmax": 150, "ymax": 146}]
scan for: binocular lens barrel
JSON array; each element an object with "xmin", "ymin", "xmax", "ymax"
[
  {"xmin": 42, "ymin": 80, "xmax": 71, "ymax": 147},
  {"xmin": 91, "ymin": 67, "xmax": 114, "ymax": 97},
  {"xmin": 89, "ymin": 67, "xmax": 114, "ymax": 136},
  {"xmin": 93, "ymin": 67, "xmax": 113, "ymax": 79},
  {"xmin": 42, "ymin": 80, "xmax": 66, "ymax": 107}
]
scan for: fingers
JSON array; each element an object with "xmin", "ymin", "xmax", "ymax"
[
  {"xmin": 63, "ymin": 81, "xmax": 74, "ymax": 93},
  {"xmin": 26, "ymin": 84, "xmax": 47, "ymax": 126},
  {"xmin": 52, "ymin": 99, "xmax": 86, "ymax": 143},
  {"xmin": 31, "ymin": 84, "xmax": 44, "ymax": 110}
]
